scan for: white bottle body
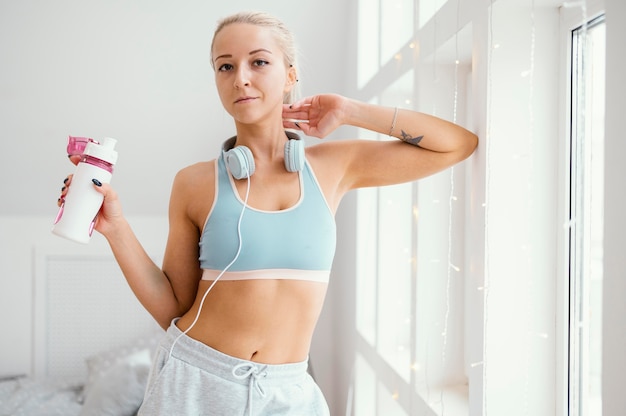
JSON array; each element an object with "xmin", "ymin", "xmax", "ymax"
[{"xmin": 52, "ymin": 162, "xmax": 111, "ymax": 244}]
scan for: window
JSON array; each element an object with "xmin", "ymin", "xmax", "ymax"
[
  {"xmin": 354, "ymin": 1, "xmax": 472, "ymax": 414},
  {"xmin": 357, "ymin": 0, "xmax": 414, "ymax": 88},
  {"xmin": 381, "ymin": 0, "xmax": 414, "ymax": 65},
  {"xmin": 350, "ymin": 0, "xmax": 607, "ymax": 415},
  {"xmin": 568, "ymin": 15, "xmax": 605, "ymax": 416},
  {"xmin": 357, "ymin": 0, "xmax": 380, "ymax": 88}
]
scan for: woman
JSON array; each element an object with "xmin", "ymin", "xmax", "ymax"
[{"xmin": 60, "ymin": 11, "xmax": 477, "ymax": 416}]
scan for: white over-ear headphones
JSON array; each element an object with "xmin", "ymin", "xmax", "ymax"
[{"xmin": 222, "ymin": 132, "xmax": 305, "ymax": 179}]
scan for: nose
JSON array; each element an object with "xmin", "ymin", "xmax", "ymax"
[{"xmin": 234, "ymin": 67, "xmax": 251, "ymax": 89}]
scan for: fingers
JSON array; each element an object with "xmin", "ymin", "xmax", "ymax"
[
  {"xmin": 286, "ymin": 96, "xmax": 313, "ymax": 110},
  {"xmin": 282, "ymin": 102, "xmax": 312, "ymax": 131},
  {"xmin": 57, "ymin": 175, "xmax": 111, "ymax": 207},
  {"xmin": 282, "ymin": 119, "xmax": 295, "ymax": 130},
  {"xmin": 60, "ymin": 152, "xmax": 82, "ymax": 205},
  {"xmin": 68, "ymin": 155, "xmax": 81, "ymax": 165},
  {"xmin": 93, "ymin": 181, "xmax": 118, "ymax": 203},
  {"xmin": 58, "ymin": 174, "xmax": 73, "ymax": 207},
  {"xmin": 282, "ymin": 107, "xmax": 310, "ymax": 121},
  {"xmin": 282, "ymin": 118, "xmax": 306, "ymax": 129},
  {"xmin": 92, "ymin": 179, "xmax": 111, "ymax": 198},
  {"xmin": 283, "ymin": 98, "xmax": 312, "ymax": 119}
]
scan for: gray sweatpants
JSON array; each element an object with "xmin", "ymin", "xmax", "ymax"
[{"xmin": 138, "ymin": 319, "xmax": 330, "ymax": 416}]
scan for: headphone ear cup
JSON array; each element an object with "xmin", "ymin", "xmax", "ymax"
[
  {"xmin": 225, "ymin": 146, "xmax": 255, "ymax": 179},
  {"xmin": 284, "ymin": 139, "xmax": 305, "ymax": 173}
]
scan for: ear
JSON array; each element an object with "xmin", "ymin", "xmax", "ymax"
[
  {"xmin": 283, "ymin": 64, "xmax": 298, "ymax": 103},
  {"xmin": 286, "ymin": 64, "xmax": 298, "ymax": 87}
]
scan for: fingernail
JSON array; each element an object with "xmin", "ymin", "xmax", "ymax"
[
  {"xmin": 63, "ymin": 177, "xmax": 69, "ymax": 184},
  {"xmin": 295, "ymin": 122, "xmax": 300, "ymax": 129},
  {"xmin": 92, "ymin": 179, "xmax": 102, "ymax": 187},
  {"xmin": 289, "ymin": 104, "xmax": 293, "ymax": 109},
  {"xmin": 61, "ymin": 186, "xmax": 66, "ymax": 192}
]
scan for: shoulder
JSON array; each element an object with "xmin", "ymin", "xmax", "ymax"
[
  {"xmin": 305, "ymin": 141, "xmax": 343, "ymax": 173},
  {"xmin": 176, "ymin": 159, "xmax": 216, "ymax": 177},
  {"xmin": 173, "ymin": 160, "xmax": 216, "ymax": 189},
  {"xmin": 169, "ymin": 160, "xmax": 217, "ymax": 227}
]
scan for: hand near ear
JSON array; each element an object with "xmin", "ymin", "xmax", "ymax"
[{"xmin": 282, "ymin": 94, "xmax": 347, "ymax": 138}]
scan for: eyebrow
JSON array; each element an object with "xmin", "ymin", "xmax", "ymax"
[{"xmin": 214, "ymin": 48, "xmax": 273, "ymax": 63}]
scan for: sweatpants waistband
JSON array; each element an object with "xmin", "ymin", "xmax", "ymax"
[{"xmin": 162, "ymin": 318, "xmax": 310, "ymax": 388}]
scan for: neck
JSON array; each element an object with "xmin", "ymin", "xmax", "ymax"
[{"xmin": 233, "ymin": 122, "xmax": 289, "ymax": 162}]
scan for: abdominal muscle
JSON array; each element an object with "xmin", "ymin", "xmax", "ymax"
[{"xmin": 175, "ymin": 278, "xmax": 328, "ymax": 364}]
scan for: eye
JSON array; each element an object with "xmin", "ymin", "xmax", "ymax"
[
  {"xmin": 253, "ymin": 59, "xmax": 269, "ymax": 67},
  {"xmin": 217, "ymin": 63, "xmax": 233, "ymax": 72}
]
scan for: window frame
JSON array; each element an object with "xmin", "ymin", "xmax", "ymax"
[{"xmin": 560, "ymin": 4, "xmax": 606, "ymax": 415}]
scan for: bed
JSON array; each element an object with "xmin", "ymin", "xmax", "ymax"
[{"xmin": 0, "ymin": 244, "xmax": 164, "ymax": 416}]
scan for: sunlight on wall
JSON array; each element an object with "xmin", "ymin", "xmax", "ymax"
[
  {"xmin": 354, "ymin": 0, "xmax": 472, "ymax": 413},
  {"xmin": 419, "ymin": 0, "xmax": 446, "ymax": 28},
  {"xmin": 357, "ymin": 0, "xmax": 380, "ymax": 88},
  {"xmin": 381, "ymin": 0, "xmax": 414, "ymax": 66}
]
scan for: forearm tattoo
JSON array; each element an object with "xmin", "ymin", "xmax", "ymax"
[{"xmin": 400, "ymin": 130, "xmax": 424, "ymax": 147}]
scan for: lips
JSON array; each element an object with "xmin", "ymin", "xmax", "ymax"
[{"xmin": 235, "ymin": 96, "xmax": 257, "ymax": 104}]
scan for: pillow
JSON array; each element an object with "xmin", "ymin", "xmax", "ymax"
[
  {"xmin": 80, "ymin": 334, "xmax": 160, "ymax": 402},
  {"xmin": 79, "ymin": 348, "xmax": 152, "ymax": 416}
]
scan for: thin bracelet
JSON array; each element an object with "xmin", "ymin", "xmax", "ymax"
[{"xmin": 389, "ymin": 107, "xmax": 399, "ymax": 137}]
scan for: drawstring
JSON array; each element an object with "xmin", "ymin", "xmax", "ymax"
[{"xmin": 232, "ymin": 362, "xmax": 268, "ymax": 416}]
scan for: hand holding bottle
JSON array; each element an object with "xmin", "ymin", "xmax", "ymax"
[{"xmin": 52, "ymin": 136, "xmax": 119, "ymax": 243}]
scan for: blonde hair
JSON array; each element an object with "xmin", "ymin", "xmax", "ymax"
[{"xmin": 210, "ymin": 11, "xmax": 300, "ymax": 104}]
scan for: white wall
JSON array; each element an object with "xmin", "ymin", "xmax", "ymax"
[
  {"xmin": 0, "ymin": 1, "xmax": 350, "ymax": 413},
  {"xmin": 0, "ymin": 0, "xmax": 349, "ymax": 217}
]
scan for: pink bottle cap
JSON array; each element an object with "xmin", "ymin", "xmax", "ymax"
[{"xmin": 67, "ymin": 136, "xmax": 95, "ymax": 156}]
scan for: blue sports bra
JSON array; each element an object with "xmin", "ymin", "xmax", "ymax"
[{"xmin": 198, "ymin": 152, "xmax": 336, "ymax": 283}]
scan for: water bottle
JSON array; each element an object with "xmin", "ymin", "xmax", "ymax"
[{"xmin": 52, "ymin": 136, "xmax": 118, "ymax": 243}]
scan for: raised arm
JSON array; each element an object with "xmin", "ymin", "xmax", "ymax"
[{"xmin": 283, "ymin": 94, "xmax": 478, "ymax": 191}]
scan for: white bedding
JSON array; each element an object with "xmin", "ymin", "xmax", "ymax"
[
  {"xmin": 3, "ymin": 244, "xmax": 168, "ymax": 416},
  {"xmin": 0, "ymin": 376, "xmax": 83, "ymax": 416},
  {"xmin": 1, "ymin": 334, "xmax": 160, "ymax": 416},
  {"xmin": 3, "ymin": 245, "xmax": 165, "ymax": 415}
]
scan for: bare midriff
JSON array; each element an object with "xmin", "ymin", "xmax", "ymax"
[{"xmin": 175, "ymin": 278, "xmax": 328, "ymax": 364}]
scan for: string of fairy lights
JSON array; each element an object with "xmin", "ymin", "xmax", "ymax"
[
  {"xmin": 439, "ymin": 0, "xmax": 462, "ymax": 413},
  {"xmin": 351, "ymin": 0, "xmax": 593, "ymax": 414}
]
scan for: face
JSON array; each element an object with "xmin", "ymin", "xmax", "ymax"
[{"xmin": 212, "ymin": 23, "xmax": 296, "ymax": 124}]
